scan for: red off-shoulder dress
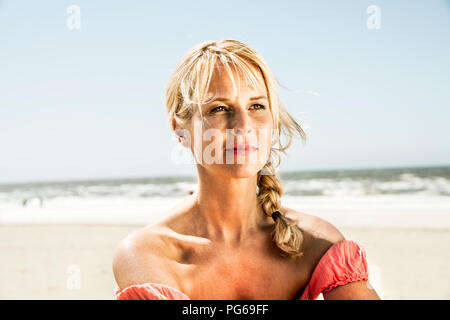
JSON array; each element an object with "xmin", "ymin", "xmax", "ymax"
[{"xmin": 114, "ymin": 239, "xmax": 369, "ymax": 300}]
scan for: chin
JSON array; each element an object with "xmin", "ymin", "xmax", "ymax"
[{"xmin": 219, "ymin": 163, "xmax": 264, "ymax": 179}]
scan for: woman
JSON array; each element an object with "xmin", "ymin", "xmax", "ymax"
[{"xmin": 113, "ymin": 39, "xmax": 381, "ymax": 300}]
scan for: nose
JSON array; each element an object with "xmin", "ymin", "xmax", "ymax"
[{"xmin": 231, "ymin": 112, "xmax": 253, "ymax": 136}]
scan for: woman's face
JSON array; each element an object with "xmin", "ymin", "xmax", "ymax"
[{"xmin": 181, "ymin": 62, "xmax": 274, "ymax": 178}]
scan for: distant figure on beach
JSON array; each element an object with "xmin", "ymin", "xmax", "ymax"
[{"xmin": 22, "ymin": 196, "xmax": 44, "ymax": 208}]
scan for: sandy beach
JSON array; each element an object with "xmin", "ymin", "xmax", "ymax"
[{"xmin": 1, "ymin": 222, "xmax": 449, "ymax": 300}]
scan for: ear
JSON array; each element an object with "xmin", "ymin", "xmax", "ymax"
[
  {"xmin": 171, "ymin": 117, "xmax": 183, "ymax": 140},
  {"xmin": 171, "ymin": 117, "xmax": 191, "ymax": 149},
  {"xmin": 171, "ymin": 117, "xmax": 178, "ymax": 132}
]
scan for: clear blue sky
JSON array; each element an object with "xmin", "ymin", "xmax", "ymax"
[{"xmin": 0, "ymin": 0, "xmax": 449, "ymax": 183}]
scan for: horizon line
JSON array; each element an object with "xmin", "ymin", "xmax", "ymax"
[{"xmin": 0, "ymin": 162, "xmax": 449, "ymax": 186}]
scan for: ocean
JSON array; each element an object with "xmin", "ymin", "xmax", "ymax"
[{"xmin": 1, "ymin": 165, "xmax": 449, "ymax": 227}]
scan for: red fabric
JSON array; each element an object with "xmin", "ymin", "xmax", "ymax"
[
  {"xmin": 114, "ymin": 239, "xmax": 368, "ymax": 300},
  {"xmin": 298, "ymin": 239, "xmax": 369, "ymax": 300},
  {"xmin": 114, "ymin": 282, "xmax": 190, "ymax": 300}
]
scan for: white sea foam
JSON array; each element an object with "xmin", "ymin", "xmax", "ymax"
[
  {"xmin": 1, "ymin": 167, "xmax": 449, "ymax": 227},
  {"xmin": 1, "ymin": 194, "xmax": 449, "ymax": 229}
]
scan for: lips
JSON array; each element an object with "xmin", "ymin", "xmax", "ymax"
[
  {"xmin": 225, "ymin": 145, "xmax": 258, "ymax": 154},
  {"xmin": 227, "ymin": 145, "xmax": 257, "ymax": 151}
]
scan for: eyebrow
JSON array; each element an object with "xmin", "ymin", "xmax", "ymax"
[{"xmin": 204, "ymin": 95, "xmax": 268, "ymax": 103}]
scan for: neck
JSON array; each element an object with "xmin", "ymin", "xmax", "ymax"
[{"xmin": 192, "ymin": 166, "xmax": 268, "ymax": 245}]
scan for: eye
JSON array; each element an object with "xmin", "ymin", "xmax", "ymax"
[
  {"xmin": 252, "ymin": 104, "xmax": 266, "ymax": 110},
  {"xmin": 210, "ymin": 106, "xmax": 227, "ymax": 114}
]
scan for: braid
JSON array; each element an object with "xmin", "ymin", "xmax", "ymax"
[{"xmin": 257, "ymin": 162, "xmax": 304, "ymax": 258}]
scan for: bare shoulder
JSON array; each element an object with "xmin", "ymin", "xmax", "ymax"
[
  {"xmin": 113, "ymin": 196, "xmax": 198, "ymax": 291},
  {"xmin": 281, "ymin": 206, "xmax": 346, "ymax": 257},
  {"xmin": 283, "ymin": 206, "xmax": 345, "ymax": 243},
  {"xmin": 281, "ymin": 207, "xmax": 380, "ymax": 299},
  {"xmin": 112, "ymin": 224, "xmax": 178, "ymax": 291}
]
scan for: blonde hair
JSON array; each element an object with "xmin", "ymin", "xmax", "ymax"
[{"xmin": 165, "ymin": 39, "xmax": 307, "ymax": 258}]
